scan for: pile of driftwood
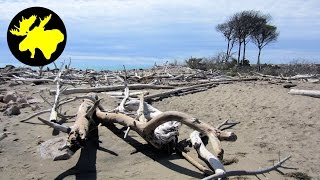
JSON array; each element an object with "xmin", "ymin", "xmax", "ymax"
[
  {"xmin": 1, "ymin": 61, "xmax": 319, "ymax": 99},
  {"xmin": 252, "ymin": 72, "xmax": 320, "ymax": 98},
  {"xmin": 5, "ymin": 61, "xmax": 300, "ymax": 180}
]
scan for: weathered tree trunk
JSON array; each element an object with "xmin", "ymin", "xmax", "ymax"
[
  {"xmin": 67, "ymin": 95, "xmax": 99, "ymax": 152},
  {"xmin": 237, "ymin": 41, "xmax": 242, "ymax": 65},
  {"xmin": 242, "ymin": 39, "xmax": 246, "ymax": 65},
  {"xmin": 226, "ymin": 39, "xmax": 230, "ymax": 62},
  {"xmin": 227, "ymin": 40, "xmax": 235, "ymax": 61},
  {"xmin": 257, "ymin": 48, "xmax": 262, "ymax": 71}
]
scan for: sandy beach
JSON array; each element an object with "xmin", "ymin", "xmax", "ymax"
[{"xmin": 0, "ymin": 78, "xmax": 319, "ymax": 180}]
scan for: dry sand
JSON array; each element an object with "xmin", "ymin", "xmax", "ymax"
[{"xmin": 0, "ymin": 80, "xmax": 319, "ymax": 179}]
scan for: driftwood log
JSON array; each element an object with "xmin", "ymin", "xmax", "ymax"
[
  {"xmin": 50, "ymin": 84, "xmax": 174, "ymax": 95},
  {"xmin": 144, "ymin": 82, "xmax": 219, "ymax": 100},
  {"xmin": 288, "ymin": 89, "xmax": 320, "ymax": 98}
]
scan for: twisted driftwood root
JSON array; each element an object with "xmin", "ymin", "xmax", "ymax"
[
  {"xmin": 34, "ymin": 92, "xmax": 291, "ymax": 179},
  {"xmin": 96, "ymin": 109, "xmax": 236, "ymax": 158}
]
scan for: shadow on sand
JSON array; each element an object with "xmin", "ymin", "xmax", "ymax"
[
  {"xmin": 55, "ymin": 123, "xmax": 204, "ymax": 179},
  {"xmin": 104, "ymin": 123, "xmax": 204, "ymax": 179},
  {"xmin": 55, "ymin": 127, "xmax": 116, "ymax": 180}
]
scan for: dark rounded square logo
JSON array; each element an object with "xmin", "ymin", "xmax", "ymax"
[{"xmin": 7, "ymin": 7, "xmax": 67, "ymax": 66}]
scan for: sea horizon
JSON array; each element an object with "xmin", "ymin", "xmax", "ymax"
[{"xmin": 0, "ymin": 61, "xmax": 155, "ymax": 71}]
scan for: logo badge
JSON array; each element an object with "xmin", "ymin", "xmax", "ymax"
[{"xmin": 7, "ymin": 7, "xmax": 67, "ymax": 66}]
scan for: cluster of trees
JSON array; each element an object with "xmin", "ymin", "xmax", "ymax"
[
  {"xmin": 185, "ymin": 54, "xmax": 238, "ymax": 71},
  {"xmin": 216, "ymin": 10, "xmax": 279, "ymax": 70}
]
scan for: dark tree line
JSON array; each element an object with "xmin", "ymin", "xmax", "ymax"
[{"xmin": 216, "ymin": 10, "xmax": 279, "ymax": 71}]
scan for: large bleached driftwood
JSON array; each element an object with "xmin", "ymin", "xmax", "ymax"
[
  {"xmin": 254, "ymin": 72, "xmax": 318, "ymax": 81},
  {"xmin": 50, "ymin": 84, "xmax": 174, "ymax": 95},
  {"xmin": 96, "ymin": 108, "xmax": 235, "ymax": 157},
  {"xmin": 29, "ymin": 88, "xmax": 290, "ymax": 179},
  {"xmin": 144, "ymin": 82, "xmax": 218, "ymax": 100},
  {"xmin": 143, "ymin": 78, "xmax": 259, "ymax": 101},
  {"xmin": 104, "ymin": 91, "xmax": 149, "ymax": 97},
  {"xmin": 288, "ymin": 89, "xmax": 320, "ymax": 98},
  {"xmin": 66, "ymin": 94, "xmax": 100, "ymax": 153}
]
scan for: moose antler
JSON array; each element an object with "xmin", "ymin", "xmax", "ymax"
[
  {"xmin": 39, "ymin": 14, "xmax": 52, "ymax": 28},
  {"xmin": 10, "ymin": 15, "xmax": 37, "ymax": 36}
]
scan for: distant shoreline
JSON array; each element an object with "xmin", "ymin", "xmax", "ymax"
[{"xmin": 0, "ymin": 63, "xmax": 154, "ymax": 71}]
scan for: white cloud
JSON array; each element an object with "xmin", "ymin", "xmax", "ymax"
[
  {"xmin": 1, "ymin": 0, "xmax": 319, "ymax": 27},
  {"xmin": 0, "ymin": 0, "xmax": 319, "ymax": 64},
  {"xmin": 1, "ymin": 0, "xmax": 319, "ymax": 39}
]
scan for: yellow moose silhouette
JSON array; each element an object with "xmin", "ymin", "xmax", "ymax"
[{"xmin": 10, "ymin": 14, "xmax": 64, "ymax": 60}]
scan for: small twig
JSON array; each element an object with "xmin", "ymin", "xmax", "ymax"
[
  {"xmin": 0, "ymin": 132, "xmax": 9, "ymax": 141},
  {"xmin": 20, "ymin": 109, "xmax": 51, "ymax": 122},
  {"xmin": 216, "ymin": 119, "xmax": 240, "ymax": 131},
  {"xmin": 39, "ymin": 94, "xmax": 53, "ymax": 107},
  {"xmin": 53, "ymin": 62, "xmax": 58, "ymax": 69},
  {"xmin": 124, "ymin": 127, "xmax": 131, "ymax": 138}
]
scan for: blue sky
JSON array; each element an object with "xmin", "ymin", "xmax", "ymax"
[{"xmin": 0, "ymin": 0, "xmax": 320, "ymax": 69}]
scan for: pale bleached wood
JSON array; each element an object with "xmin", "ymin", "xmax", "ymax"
[
  {"xmin": 190, "ymin": 131, "xmax": 225, "ymax": 176},
  {"xmin": 144, "ymin": 82, "xmax": 218, "ymax": 100},
  {"xmin": 104, "ymin": 91, "xmax": 149, "ymax": 97},
  {"xmin": 288, "ymin": 89, "xmax": 320, "ymax": 98},
  {"xmin": 137, "ymin": 94, "xmax": 148, "ymax": 123},
  {"xmin": 50, "ymin": 84, "xmax": 174, "ymax": 95},
  {"xmin": 96, "ymin": 109, "xmax": 235, "ymax": 157},
  {"xmin": 49, "ymin": 71, "xmax": 62, "ymax": 122},
  {"xmin": 255, "ymin": 72, "xmax": 318, "ymax": 81},
  {"xmin": 176, "ymin": 145, "xmax": 213, "ymax": 175},
  {"xmin": 117, "ymin": 85, "xmax": 129, "ymax": 113},
  {"xmin": 67, "ymin": 94, "xmax": 100, "ymax": 150},
  {"xmin": 124, "ymin": 99, "xmax": 162, "ymax": 119},
  {"xmin": 12, "ymin": 77, "xmax": 54, "ymax": 83},
  {"xmin": 202, "ymin": 156, "xmax": 291, "ymax": 180},
  {"xmin": 124, "ymin": 98, "xmax": 182, "ymax": 146},
  {"xmin": 38, "ymin": 117, "xmax": 70, "ymax": 133}
]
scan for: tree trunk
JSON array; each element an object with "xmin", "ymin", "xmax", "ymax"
[
  {"xmin": 242, "ymin": 39, "xmax": 246, "ymax": 65},
  {"xmin": 257, "ymin": 48, "xmax": 262, "ymax": 71},
  {"xmin": 228, "ymin": 40, "xmax": 235, "ymax": 61},
  {"xmin": 237, "ymin": 41, "xmax": 242, "ymax": 65},
  {"xmin": 226, "ymin": 39, "xmax": 230, "ymax": 62}
]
